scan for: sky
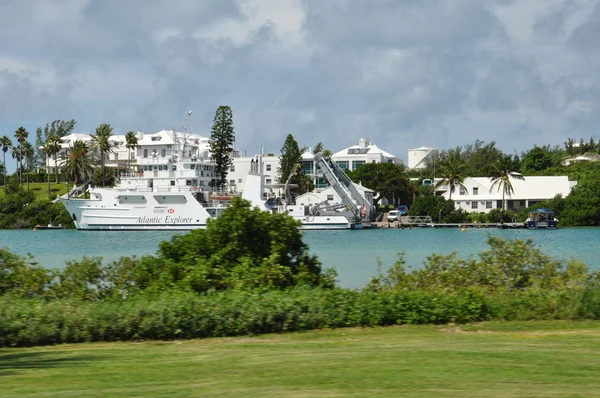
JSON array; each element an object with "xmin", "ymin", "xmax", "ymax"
[{"xmin": 1, "ymin": 0, "xmax": 599, "ymax": 173}]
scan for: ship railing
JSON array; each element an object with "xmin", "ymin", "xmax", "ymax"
[{"xmin": 112, "ymin": 186, "xmax": 209, "ymax": 193}]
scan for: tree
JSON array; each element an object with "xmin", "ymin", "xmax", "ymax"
[
  {"xmin": 209, "ymin": 106, "xmax": 235, "ymax": 187},
  {"xmin": 278, "ymin": 134, "xmax": 301, "ymax": 184},
  {"xmin": 21, "ymin": 141, "xmax": 34, "ymax": 191},
  {"xmin": 0, "ymin": 135, "xmax": 11, "ymax": 191},
  {"xmin": 489, "ymin": 155, "xmax": 525, "ymax": 213},
  {"xmin": 433, "ymin": 148, "xmax": 467, "ymax": 200},
  {"xmin": 62, "ymin": 140, "xmax": 95, "ymax": 190},
  {"xmin": 146, "ymin": 197, "xmax": 333, "ymax": 292},
  {"xmin": 560, "ymin": 169, "xmax": 600, "ymax": 226},
  {"xmin": 347, "ymin": 162, "xmax": 413, "ymax": 207},
  {"xmin": 520, "ymin": 145, "xmax": 562, "ymax": 175},
  {"xmin": 48, "ymin": 135, "xmax": 62, "ymax": 184},
  {"xmin": 13, "ymin": 127, "xmax": 28, "ymax": 185},
  {"xmin": 35, "ymin": 119, "xmax": 76, "ymax": 166},
  {"xmin": 91, "ymin": 123, "xmax": 114, "ymax": 187},
  {"xmin": 125, "ymin": 131, "xmax": 139, "ymax": 174}
]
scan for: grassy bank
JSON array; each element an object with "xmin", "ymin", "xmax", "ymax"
[
  {"xmin": 0, "ymin": 182, "xmax": 69, "ymax": 200},
  {"xmin": 2, "ymin": 321, "xmax": 600, "ymax": 397}
]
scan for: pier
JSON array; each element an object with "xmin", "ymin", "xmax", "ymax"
[{"xmin": 370, "ymin": 215, "xmax": 527, "ymax": 229}]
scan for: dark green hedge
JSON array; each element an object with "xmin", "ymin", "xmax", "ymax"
[{"xmin": 2, "ymin": 286, "xmax": 599, "ymax": 347}]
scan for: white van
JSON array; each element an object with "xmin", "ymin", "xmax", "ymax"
[{"xmin": 387, "ymin": 210, "xmax": 400, "ymax": 222}]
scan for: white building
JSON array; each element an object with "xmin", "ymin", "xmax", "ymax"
[
  {"xmin": 228, "ymin": 154, "xmax": 280, "ymax": 193},
  {"xmin": 330, "ymin": 138, "xmax": 402, "ymax": 171},
  {"xmin": 408, "ymin": 146, "xmax": 438, "ymax": 169},
  {"xmin": 439, "ymin": 176, "xmax": 577, "ymax": 213},
  {"xmin": 299, "ymin": 138, "xmax": 403, "ymax": 189}
]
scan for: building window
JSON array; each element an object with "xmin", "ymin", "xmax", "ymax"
[
  {"xmin": 486, "ymin": 201, "xmax": 492, "ymax": 209},
  {"xmin": 161, "ymin": 148, "xmax": 166, "ymax": 157},
  {"xmin": 238, "ymin": 179, "xmax": 242, "ymax": 183},
  {"xmin": 170, "ymin": 180, "xmax": 175, "ymax": 186},
  {"xmin": 327, "ymin": 194, "xmax": 334, "ymax": 201},
  {"xmin": 336, "ymin": 161, "xmax": 349, "ymax": 169},
  {"xmin": 114, "ymin": 153, "xmax": 118, "ymax": 160},
  {"xmin": 143, "ymin": 149, "xmax": 148, "ymax": 158},
  {"xmin": 266, "ymin": 165, "xmax": 271, "ymax": 171},
  {"xmin": 186, "ymin": 180, "xmax": 192, "ymax": 186},
  {"xmin": 471, "ymin": 201, "xmax": 478, "ymax": 209},
  {"xmin": 302, "ymin": 161, "xmax": 314, "ymax": 175},
  {"xmin": 229, "ymin": 180, "xmax": 235, "ymax": 185},
  {"xmin": 266, "ymin": 179, "xmax": 271, "ymax": 184},
  {"xmin": 230, "ymin": 166, "xmax": 235, "ymax": 172},
  {"xmin": 172, "ymin": 165, "xmax": 177, "ymax": 171},
  {"xmin": 130, "ymin": 152, "xmax": 135, "ymax": 159},
  {"xmin": 473, "ymin": 187, "xmax": 479, "ymax": 195},
  {"xmin": 460, "ymin": 187, "xmax": 467, "ymax": 195},
  {"xmin": 352, "ymin": 160, "xmax": 366, "ymax": 170}
]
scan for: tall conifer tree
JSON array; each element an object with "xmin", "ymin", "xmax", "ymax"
[{"xmin": 209, "ymin": 106, "xmax": 235, "ymax": 187}]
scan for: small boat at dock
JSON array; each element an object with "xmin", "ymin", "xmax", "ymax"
[
  {"xmin": 33, "ymin": 223, "xmax": 65, "ymax": 230},
  {"xmin": 525, "ymin": 208, "xmax": 558, "ymax": 229}
]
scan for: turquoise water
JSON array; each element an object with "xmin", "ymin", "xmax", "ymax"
[{"xmin": 1, "ymin": 228, "xmax": 598, "ymax": 288}]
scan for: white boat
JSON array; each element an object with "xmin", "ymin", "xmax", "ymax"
[
  {"xmin": 242, "ymin": 153, "xmax": 373, "ymax": 230},
  {"xmin": 59, "ymin": 114, "xmax": 374, "ymax": 231},
  {"xmin": 59, "ymin": 118, "xmax": 228, "ymax": 230}
]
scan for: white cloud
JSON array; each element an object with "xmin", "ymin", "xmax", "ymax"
[{"xmin": 1, "ymin": 0, "xmax": 600, "ymax": 173}]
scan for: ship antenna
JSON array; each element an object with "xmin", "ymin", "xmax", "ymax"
[{"xmin": 181, "ymin": 110, "xmax": 192, "ymax": 158}]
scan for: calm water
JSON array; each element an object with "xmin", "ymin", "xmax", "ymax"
[{"xmin": 1, "ymin": 228, "xmax": 598, "ymax": 288}]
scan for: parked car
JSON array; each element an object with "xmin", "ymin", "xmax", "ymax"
[
  {"xmin": 397, "ymin": 205, "xmax": 409, "ymax": 216},
  {"xmin": 387, "ymin": 210, "xmax": 400, "ymax": 222}
]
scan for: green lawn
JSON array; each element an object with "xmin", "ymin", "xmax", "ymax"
[
  {"xmin": 0, "ymin": 182, "xmax": 69, "ymax": 200},
  {"xmin": 2, "ymin": 321, "xmax": 600, "ymax": 397}
]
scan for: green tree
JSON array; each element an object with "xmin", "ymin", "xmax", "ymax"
[
  {"xmin": 125, "ymin": 131, "xmax": 139, "ymax": 174},
  {"xmin": 520, "ymin": 145, "xmax": 562, "ymax": 175},
  {"xmin": 489, "ymin": 155, "xmax": 525, "ymax": 212},
  {"xmin": 63, "ymin": 140, "xmax": 95, "ymax": 189},
  {"xmin": 209, "ymin": 106, "xmax": 235, "ymax": 187},
  {"xmin": 108, "ymin": 198, "xmax": 334, "ymax": 295},
  {"xmin": 560, "ymin": 168, "xmax": 600, "ymax": 226},
  {"xmin": 462, "ymin": 140, "xmax": 505, "ymax": 177},
  {"xmin": 46, "ymin": 135, "xmax": 62, "ymax": 184},
  {"xmin": 13, "ymin": 127, "xmax": 28, "ymax": 185},
  {"xmin": 347, "ymin": 162, "xmax": 413, "ymax": 207},
  {"xmin": 91, "ymin": 124, "xmax": 114, "ymax": 187},
  {"xmin": 278, "ymin": 134, "xmax": 301, "ymax": 184},
  {"xmin": 408, "ymin": 194, "xmax": 456, "ymax": 221},
  {"xmin": 433, "ymin": 148, "xmax": 467, "ymax": 200},
  {"xmin": 35, "ymin": 119, "xmax": 76, "ymax": 166},
  {"xmin": 21, "ymin": 141, "xmax": 34, "ymax": 191},
  {"xmin": 0, "ymin": 135, "xmax": 11, "ymax": 191}
]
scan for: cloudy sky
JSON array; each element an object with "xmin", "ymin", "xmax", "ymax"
[{"xmin": 1, "ymin": 0, "xmax": 599, "ymax": 172}]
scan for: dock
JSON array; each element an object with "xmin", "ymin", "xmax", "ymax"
[{"xmin": 368, "ymin": 215, "xmax": 527, "ymax": 229}]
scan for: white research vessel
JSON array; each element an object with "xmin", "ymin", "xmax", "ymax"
[{"xmin": 59, "ymin": 114, "xmax": 228, "ymax": 230}]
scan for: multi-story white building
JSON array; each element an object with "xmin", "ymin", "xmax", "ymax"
[
  {"xmin": 439, "ymin": 176, "xmax": 577, "ymax": 214},
  {"xmin": 407, "ymin": 146, "xmax": 438, "ymax": 169},
  {"xmin": 228, "ymin": 154, "xmax": 280, "ymax": 193},
  {"xmin": 300, "ymin": 138, "xmax": 403, "ymax": 188}
]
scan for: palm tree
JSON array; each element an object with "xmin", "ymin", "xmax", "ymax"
[
  {"xmin": 13, "ymin": 127, "xmax": 28, "ymax": 185},
  {"xmin": 125, "ymin": 131, "xmax": 139, "ymax": 175},
  {"xmin": 21, "ymin": 141, "xmax": 34, "ymax": 191},
  {"xmin": 489, "ymin": 155, "xmax": 525, "ymax": 216},
  {"xmin": 91, "ymin": 124, "xmax": 114, "ymax": 187},
  {"xmin": 0, "ymin": 135, "xmax": 11, "ymax": 191},
  {"xmin": 62, "ymin": 140, "xmax": 95, "ymax": 194},
  {"xmin": 46, "ymin": 135, "xmax": 62, "ymax": 184},
  {"xmin": 12, "ymin": 144, "xmax": 23, "ymax": 186},
  {"xmin": 433, "ymin": 149, "xmax": 467, "ymax": 200}
]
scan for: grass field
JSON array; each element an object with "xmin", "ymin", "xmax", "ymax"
[
  {"xmin": 0, "ymin": 182, "xmax": 69, "ymax": 199},
  {"xmin": 1, "ymin": 321, "xmax": 600, "ymax": 397}
]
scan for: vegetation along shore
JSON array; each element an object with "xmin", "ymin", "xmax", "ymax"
[{"xmin": 1, "ymin": 198, "xmax": 600, "ymax": 348}]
